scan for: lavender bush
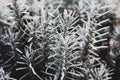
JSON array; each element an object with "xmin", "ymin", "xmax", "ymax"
[{"xmin": 0, "ymin": 0, "xmax": 119, "ymax": 80}]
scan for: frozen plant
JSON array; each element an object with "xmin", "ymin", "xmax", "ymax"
[{"xmin": 0, "ymin": 0, "xmax": 118, "ymax": 80}]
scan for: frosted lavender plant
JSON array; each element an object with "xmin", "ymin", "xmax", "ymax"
[
  {"xmin": 42, "ymin": 7, "xmax": 87, "ymax": 80},
  {"xmin": 76, "ymin": 0, "xmax": 116, "ymax": 79},
  {"xmin": 0, "ymin": 0, "xmax": 118, "ymax": 80}
]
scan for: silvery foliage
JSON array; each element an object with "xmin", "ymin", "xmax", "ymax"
[
  {"xmin": 0, "ymin": 0, "xmax": 64, "ymax": 79},
  {"xmin": 43, "ymin": 0, "xmax": 115, "ymax": 80},
  {"xmin": 0, "ymin": 67, "xmax": 16, "ymax": 80},
  {"xmin": 0, "ymin": 0, "xmax": 116, "ymax": 80},
  {"xmin": 44, "ymin": 8, "xmax": 87, "ymax": 80},
  {"xmin": 76, "ymin": 0, "xmax": 115, "ymax": 79}
]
